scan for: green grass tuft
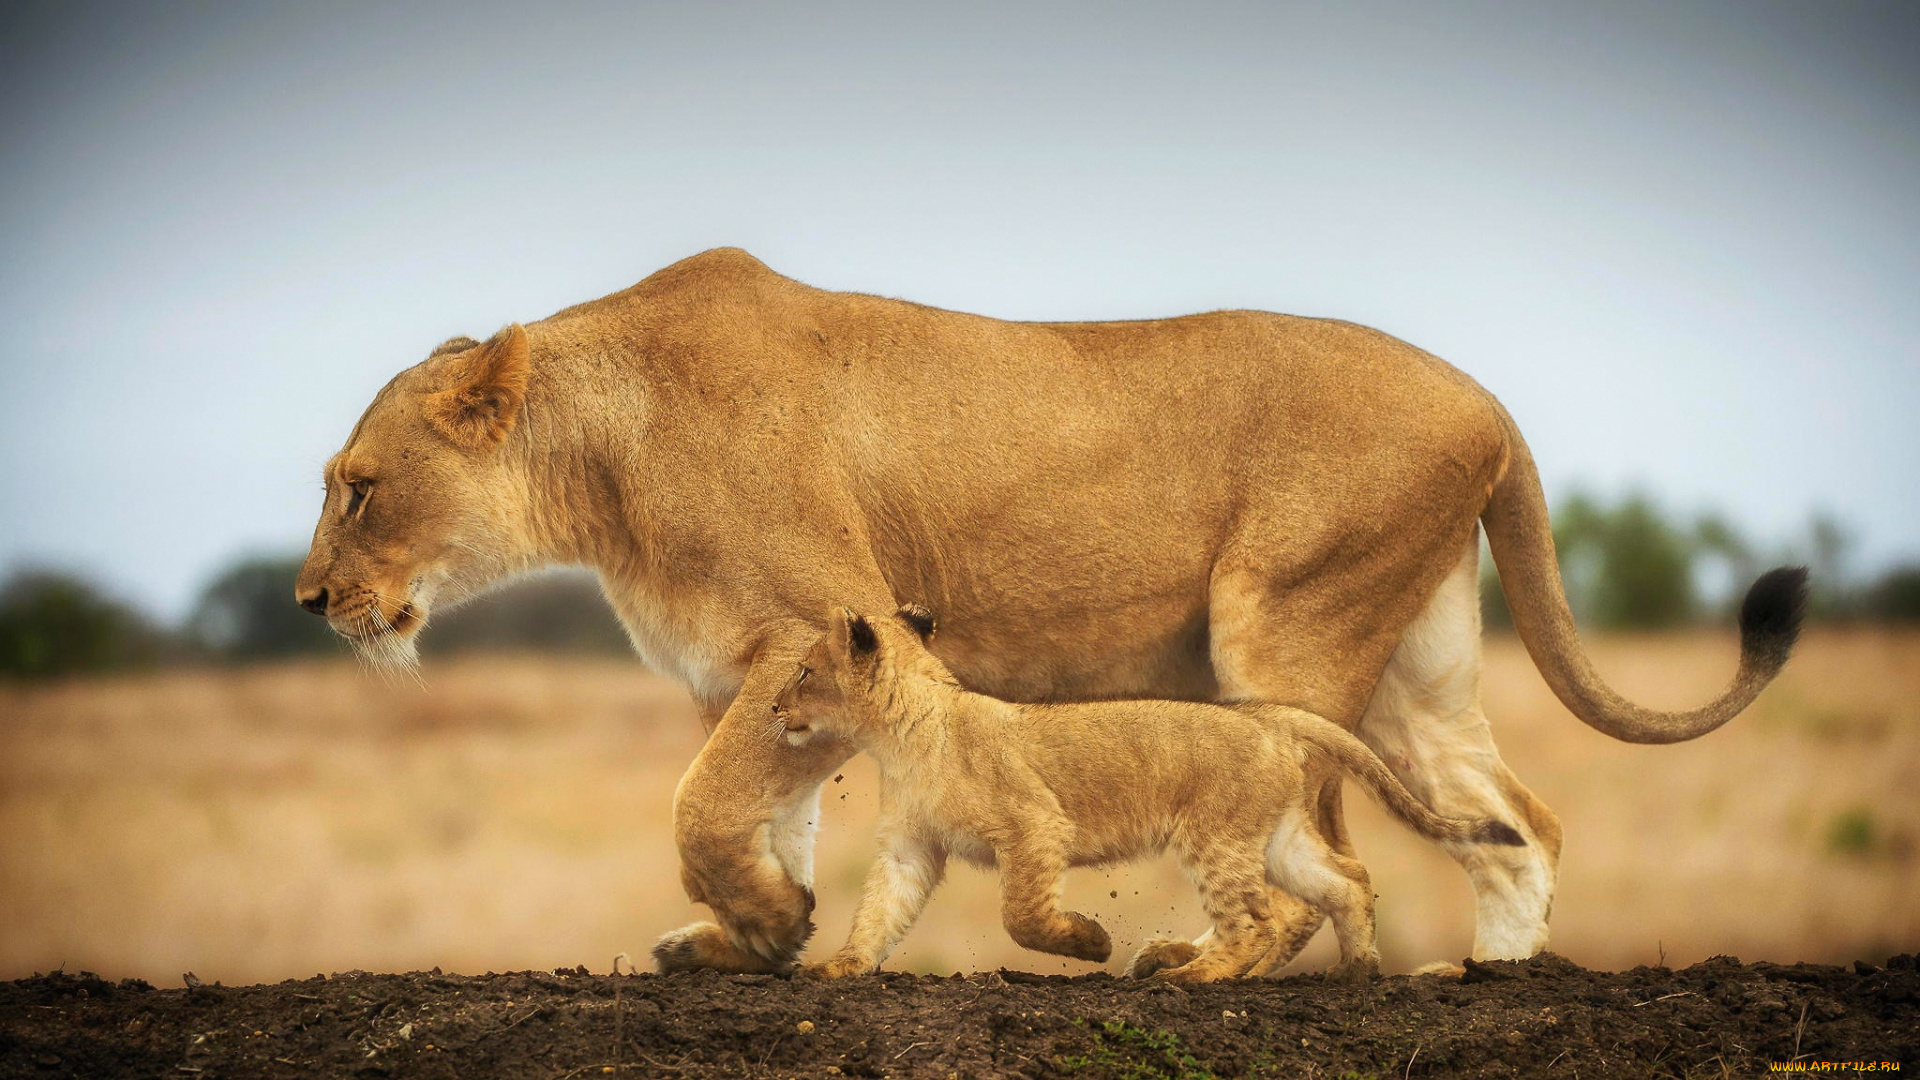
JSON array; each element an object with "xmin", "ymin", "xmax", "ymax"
[
  {"xmin": 1055, "ymin": 1019, "xmax": 1221, "ymax": 1080},
  {"xmin": 1826, "ymin": 806, "xmax": 1879, "ymax": 857}
]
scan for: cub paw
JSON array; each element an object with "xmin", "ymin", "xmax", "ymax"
[
  {"xmin": 1126, "ymin": 938, "xmax": 1201, "ymax": 979},
  {"xmin": 1327, "ymin": 957, "xmax": 1379, "ymax": 985},
  {"xmin": 1062, "ymin": 912, "xmax": 1112, "ymax": 963},
  {"xmin": 1148, "ymin": 961, "xmax": 1224, "ymax": 985},
  {"xmin": 800, "ymin": 957, "xmax": 873, "ymax": 979}
]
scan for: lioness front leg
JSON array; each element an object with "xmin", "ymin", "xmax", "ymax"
[
  {"xmin": 654, "ymin": 775, "xmax": 838, "ymax": 974},
  {"xmin": 997, "ymin": 842, "xmax": 1111, "ymax": 963},
  {"xmin": 656, "ymin": 628, "xmax": 853, "ymax": 973},
  {"xmin": 807, "ymin": 820, "xmax": 946, "ymax": 978}
]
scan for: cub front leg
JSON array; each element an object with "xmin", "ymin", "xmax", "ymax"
[
  {"xmin": 657, "ymin": 628, "xmax": 853, "ymax": 973},
  {"xmin": 806, "ymin": 819, "xmax": 946, "ymax": 978},
  {"xmin": 997, "ymin": 839, "xmax": 1111, "ymax": 963}
]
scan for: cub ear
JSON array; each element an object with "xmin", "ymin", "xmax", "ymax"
[
  {"xmin": 846, "ymin": 612, "xmax": 879, "ymax": 657},
  {"xmin": 895, "ymin": 603, "xmax": 937, "ymax": 641},
  {"xmin": 425, "ymin": 323, "xmax": 530, "ymax": 449}
]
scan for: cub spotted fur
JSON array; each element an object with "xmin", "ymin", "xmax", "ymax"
[{"xmin": 782, "ymin": 605, "xmax": 1525, "ymax": 983}]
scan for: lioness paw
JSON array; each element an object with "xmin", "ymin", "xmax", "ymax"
[
  {"xmin": 651, "ymin": 922, "xmax": 722, "ymax": 973},
  {"xmin": 652, "ymin": 921, "xmax": 791, "ymax": 974}
]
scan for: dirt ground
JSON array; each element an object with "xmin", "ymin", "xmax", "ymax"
[{"xmin": 3, "ymin": 954, "xmax": 1915, "ymax": 1080}]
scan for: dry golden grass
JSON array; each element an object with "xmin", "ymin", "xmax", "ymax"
[{"xmin": 2, "ymin": 629, "xmax": 1915, "ymax": 986}]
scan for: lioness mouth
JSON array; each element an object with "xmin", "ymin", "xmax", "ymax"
[{"xmin": 338, "ymin": 601, "xmax": 419, "ymax": 640}]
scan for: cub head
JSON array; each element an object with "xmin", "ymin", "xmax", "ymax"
[
  {"xmin": 293, "ymin": 325, "xmax": 536, "ymax": 668},
  {"xmin": 774, "ymin": 603, "xmax": 944, "ymax": 744}
]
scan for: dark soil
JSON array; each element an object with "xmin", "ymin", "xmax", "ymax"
[{"xmin": 3, "ymin": 954, "xmax": 1915, "ymax": 1079}]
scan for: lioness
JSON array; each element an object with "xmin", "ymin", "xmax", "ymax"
[
  {"xmin": 779, "ymin": 605, "xmax": 1526, "ymax": 983},
  {"xmin": 295, "ymin": 248, "xmax": 1806, "ymax": 975}
]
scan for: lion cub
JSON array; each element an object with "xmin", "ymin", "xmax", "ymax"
[{"xmin": 778, "ymin": 605, "xmax": 1525, "ymax": 983}]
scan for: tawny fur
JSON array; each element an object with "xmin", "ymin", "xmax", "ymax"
[
  {"xmin": 293, "ymin": 248, "xmax": 1806, "ymax": 973},
  {"xmin": 780, "ymin": 606, "xmax": 1523, "ymax": 983}
]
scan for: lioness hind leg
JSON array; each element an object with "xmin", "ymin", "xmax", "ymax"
[
  {"xmin": 1202, "ymin": 529, "xmax": 1454, "ymax": 978},
  {"xmin": 1356, "ymin": 541, "xmax": 1561, "ymax": 960}
]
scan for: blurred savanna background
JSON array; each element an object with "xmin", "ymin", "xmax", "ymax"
[
  {"xmin": 2, "ymin": 2, "xmax": 1916, "ymax": 987},
  {"xmin": 5, "ymin": 501, "xmax": 1918, "ymax": 985}
]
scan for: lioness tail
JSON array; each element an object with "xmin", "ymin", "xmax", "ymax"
[{"xmin": 1482, "ymin": 405, "xmax": 1808, "ymax": 743}]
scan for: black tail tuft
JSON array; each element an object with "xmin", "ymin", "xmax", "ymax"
[
  {"xmin": 1478, "ymin": 820, "xmax": 1528, "ymax": 847},
  {"xmin": 1739, "ymin": 566, "xmax": 1810, "ymax": 676}
]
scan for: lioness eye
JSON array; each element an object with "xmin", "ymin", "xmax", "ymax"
[
  {"xmin": 345, "ymin": 479, "xmax": 371, "ymax": 517},
  {"xmin": 796, "ymin": 666, "xmax": 811, "ymax": 687}
]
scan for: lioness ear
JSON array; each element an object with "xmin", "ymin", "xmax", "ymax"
[
  {"xmin": 428, "ymin": 335, "xmax": 481, "ymax": 358},
  {"xmin": 895, "ymin": 603, "xmax": 937, "ymax": 641},
  {"xmin": 425, "ymin": 324, "xmax": 529, "ymax": 449},
  {"xmin": 847, "ymin": 613, "xmax": 879, "ymax": 657}
]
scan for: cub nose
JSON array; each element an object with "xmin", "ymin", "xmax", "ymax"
[{"xmin": 297, "ymin": 586, "xmax": 330, "ymax": 616}]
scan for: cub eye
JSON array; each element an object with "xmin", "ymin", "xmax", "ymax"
[
  {"xmin": 345, "ymin": 479, "xmax": 372, "ymax": 517},
  {"xmin": 795, "ymin": 665, "xmax": 812, "ymax": 687}
]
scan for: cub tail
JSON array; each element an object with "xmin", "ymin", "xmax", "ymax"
[{"xmin": 1290, "ymin": 713, "xmax": 1527, "ymax": 847}]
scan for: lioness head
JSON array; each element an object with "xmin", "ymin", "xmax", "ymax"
[
  {"xmin": 775, "ymin": 604, "xmax": 944, "ymax": 744},
  {"xmin": 293, "ymin": 325, "xmax": 536, "ymax": 668}
]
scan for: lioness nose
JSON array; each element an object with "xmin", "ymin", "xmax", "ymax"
[{"xmin": 297, "ymin": 587, "xmax": 330, "ymax": 616}]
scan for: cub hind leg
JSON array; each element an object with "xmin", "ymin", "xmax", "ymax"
[
  {"xmin": 1242, "ymin": 778, "xmax": 1347, "ymax": 977},
  {"xmin": 1265, "ymin": 807, "xmax": 1380, "ymax": 983},
  {"xmin": 1148, "ymin": 839, "xmax": 1281, "ymax": 984}
]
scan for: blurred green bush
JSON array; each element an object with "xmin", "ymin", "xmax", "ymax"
[
  {"xmin": 188, "ymin": 556, "xmax": 343, "ymax": 661},
  {"xmin": 0, "ymin": 571, "xmax": 176, "ymax": 678}
]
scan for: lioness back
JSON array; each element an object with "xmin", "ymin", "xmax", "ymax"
[{"xmin": 548, "ymin": 249, "xmax": 1508, "ymax": 706}]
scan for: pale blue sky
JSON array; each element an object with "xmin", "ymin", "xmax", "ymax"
[{"xmin": 2, "ymin": 1, "xmax": 1915, "ymax": 619}]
